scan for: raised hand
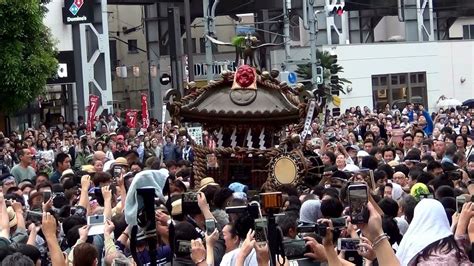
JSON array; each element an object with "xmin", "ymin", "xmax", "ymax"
[
  {"xmin": 190, "ymin": 239, "xmax": 206, "ymax": 264},
  {"xmin": 303, "ymin": 236, "xmax": 327, "ymax": 261},
  {"xmin": 41, "ymin": 212, "xmax": 57, "ymax": 240}
]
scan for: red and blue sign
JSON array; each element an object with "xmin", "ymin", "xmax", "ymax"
[
  {"xmin": 69, "ymin": 0, "xmax": 84, "ymax": 15},
  {"xmin": 63, "ymin": 0, "xmax": 93, "ymax": 24}
]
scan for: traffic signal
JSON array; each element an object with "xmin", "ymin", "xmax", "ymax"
[
  {"xmin": 327, "ymin": 1, "xmax": 345, "ymax": 16},
  {"xmin": 330, "ymin": 75, "xmax": 340, "ymax": 96},
  {"xmin": 329, "ymin": 54, "xmax": 339, "ymax": 74}
]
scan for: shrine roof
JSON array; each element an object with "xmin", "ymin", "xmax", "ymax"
[{"xmin": 178, "ymin": 72, "xmax": 302, "ymax": 125}]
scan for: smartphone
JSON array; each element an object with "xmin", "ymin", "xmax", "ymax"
[
  {"xmin": 348, "ymin": 184, "xmax": 369, "ymax": 224},
  {"xmin": 87, "ymin": 215, "xmax": 105, "ymax": 225},
  {"xmin": 94, "ymin": 187, "xmax": 105, "ymax": 206},
  {"xmin": 282, "ymin": 239, "xmax": 307, "ymax": 259},
  {"xmin": 43, "ymin": 191, "xmax": 51, "ymax": 204},
  {"xmin": 113, "ymin": 166, "xmax": 122, "ymax": 180},
  {"xmin": 181, "ymin": 192, "xmax": 200, "ymax": 215},
  {"xmin": 70, "ymin": 206, "xmax": 82, "ymax": 217},
  {"xmin": 456, "ymin": 195, "xmax": 466, "ymax": 213},
  {"xmin": 338, "ymin": 238, "xmax": 360, "ymax": 251},
  {"xmin": 205, "ymin": 219, "xmax": 216, "ymax": 235},
  {"xmin": 254, "ymin": 218, "xmax": 268, "ymax": 245},
  {"xmin": 112, "ymin": 258, "xmax": 129, "ymax": 266},
  {"xmin": 26, "ymin": 210, "xmax": 43, "ymax": 224},
  {"xmin": 87, "ymin": 215, "xmax": 105, "ymax": 236}
]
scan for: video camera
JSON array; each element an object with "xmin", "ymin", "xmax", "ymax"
[
  {"xmin": 225, "ymin": 202, "xmax": 261, "ymax": 220},
  {"xmin": 297, "ymin": 217, "xmax": 347, "ymax": 237}
]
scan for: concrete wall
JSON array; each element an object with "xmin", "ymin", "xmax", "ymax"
[
  {"xmin": 270, "ymin": 40, "xmax": 474, "ymax": 112},
  {"xmin": 43, "ymin": 0, "xmax": 73, "ymax": 51},
  {"xmin": 373, "ymin": 16, "xmax": 406, "ymax": 42},
  {"xmin": 187, "ymin": 14, "xmax": 255, "ymax": 54},
  {"xmin": 450, "ymin": 17, "xmax": 474, "ymax": 39},
  {"xmin": 108, "ymin": 5, "xmax": 149, "ymax": 110}
]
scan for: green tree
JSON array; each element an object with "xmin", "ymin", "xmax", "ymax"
[
  {"xmin": 0, "ymin": 0, "xmax": 57, "ymax": 114},
  {"xmin": 295, "ymin": 49, "xmax": 351, "ymax": 102}
]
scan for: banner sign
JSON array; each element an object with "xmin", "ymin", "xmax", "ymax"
[
  {"xmin": 141, "ymin": 93, "xmax": 150, "ymax": 130},
  {"xmin": 300, "ymin": 100, "xmax": 316, "ymax": 141},
  {"xmin": 87, "ymin": 95, "xmax": 100, "ymax": 132},
  {"xmin": 126, "ymin": 109, "xmax": 138, "ymax": 128}
]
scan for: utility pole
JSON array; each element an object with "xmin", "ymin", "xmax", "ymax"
[
  {"xmin": 168, "ymin": 7, "xmax": 184, "ymax": 96},
  {"xmin": 282, "ymin": 0, "xmax": 291, "ymax": 70},
  {"xmin": 203, "ymin": 0, "xmax": 220, "ymax": 81},
  {"xmin": 307, "ymin": 0, "xmax": 319, "ymax": 90},
  {"xmin": 184, "ymin": 0, "xmax": 195, "ymax": 82}
]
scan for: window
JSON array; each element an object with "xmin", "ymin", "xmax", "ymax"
[
  {"xmin": 128, "ymin": 39, "xmax": 138, "ymax": 54},
  {"xmin": 199, "ymin": 37, "xmax": 218, "ymax": 54},
  {"xmin": 372, "ymin": 72, "xmax": 427, "ymax": 112},
  {"xmin": 183, "ymin": 38, "xmax": 197, "ymax": 54},
  {"xmin": 199, "ymin": 38, "xmax": 206, "ymax": 54},
  {"xmin": 462, "ymin": 25, "xmax": 474, "ymax": 40},
  {"xmin": 109, "ymin": 40, "xmax": 118, "ymax": 70}
]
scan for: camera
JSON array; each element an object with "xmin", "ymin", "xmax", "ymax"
[
  {"xmin": 297, "ymin": 217, "xmax": 347, "ymax": 237},
  {"xmin": 225, "ymin": 204, "xmax": 260, "ymax": 220},
  {"xmin": 177, "ymin": 240, "xmax": 191, "ymax": 255}
]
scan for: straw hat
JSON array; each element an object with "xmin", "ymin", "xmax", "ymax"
[
  {"xmin": 171, "ymin": 199, "xmax": 182, "ymax": 216},
  {"xmin": 114, "ymin": 157, "xmax": 128, "ymax": 167},
  {"xmin": 198, "ymin": 177, "xmax": 219, "ymax": 191},
  {"xmin": 7, "ymin": 207, "xmax": 17, "ymax": 228},
  {"xmin": 81, "ymin": 165, "xmax": 96, "ymax": 174}
]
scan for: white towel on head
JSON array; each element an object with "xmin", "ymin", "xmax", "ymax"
[
  {"xmin": 396, "ymin": 199, "xmax": 452, "ymax": 265},
  {"xmin": 124, "ymin": 169, "xmax": 169, "ymax": 225}
]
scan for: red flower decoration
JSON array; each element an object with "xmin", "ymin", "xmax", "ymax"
[{"xmin": 235, "ymin": 65, "xmax": 255, "ymax": 88}]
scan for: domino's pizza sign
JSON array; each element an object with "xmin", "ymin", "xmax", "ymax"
[{"xmin": 62, "ymin": 0, "xmax": 93, "ymax": 24}]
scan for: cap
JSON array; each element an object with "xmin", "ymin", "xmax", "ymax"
[
  {"xmin": 60, "ymin": 169, "xmax": 75, "ymax": 180},
  {"xmin": 402, "ymin": 116, "xmax": 409, "ymax": 120},
  {"xmin": 117, "ymin": 135, "xmax": 124, "ymax": 140},
  {"xmin": 137, "ymin": 131, "xmax": 145, "ymax": 137},
  {"xmin": 346, "ymin": 145, "xmax": 360, "ymax": 152},
  {"xmin": 357, "ymin": 150, "xmax": 370, "ymax": 157},
  {"xmin": 109, "ymin": 132, "xmax": 117, "ymax": 136}
]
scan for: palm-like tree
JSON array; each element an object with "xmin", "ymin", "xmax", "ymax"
[{"xmin": 295, "ymin": 49, "xmax": 351, "ymax": 104}]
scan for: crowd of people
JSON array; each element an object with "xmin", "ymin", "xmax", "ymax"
[{"xmin": 0, "ymin": 102, "xmax": 474, "ymax": 266}]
